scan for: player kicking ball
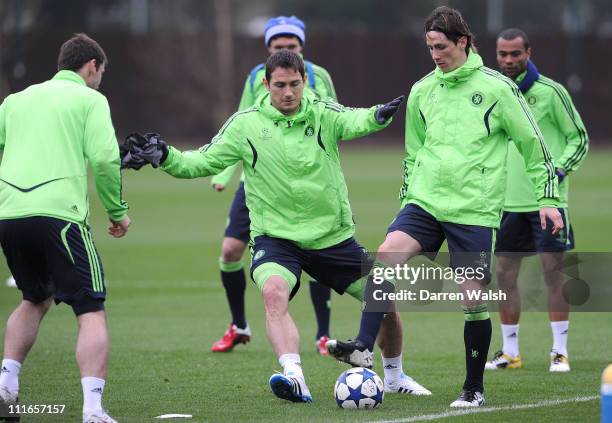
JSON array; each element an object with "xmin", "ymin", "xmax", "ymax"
[
  {"xmin": 121, "ymin": 50, "xmax": 430, "ymax": 403},
  {"xmin": 327, "ymin": 6, "xmax": 563, "ymax": 407}
]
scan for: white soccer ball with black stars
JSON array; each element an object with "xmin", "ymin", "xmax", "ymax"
[{"xmin": 334, "ymin": 367, "xmax": 384, "ymax": 409}]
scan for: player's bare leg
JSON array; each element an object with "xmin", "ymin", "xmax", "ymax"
[
  {"xmin": 3, "ymin": 298, "xmax": 53, "ymax": 363},
  {"xmin": 1, "ymin": 297, "xmax": 53, "ymax": 421},
  {"xmin": 496, "ymin": 256, "xmax": 522, "ymax": 325},
  {"xmin": 76, "ymin": 311, "xmax": 109, "ymax": 378},
  {"xmin": 261, "ymin": 276, "xmax": 311, "ymax": 403},
  {"xmin": 76, "ymin": 310, "xmax": 117, "ymax": 422},
  {"xmin": 262, "ymin": 277, "xmax": 299, "ymax": 356},
  {"xmin": 486, "ymin": 255, "xmax": 524, "ymax": 371},
  {"xmin": 541, "ymin": 252, "xmax": 570, "ymax": 371}
]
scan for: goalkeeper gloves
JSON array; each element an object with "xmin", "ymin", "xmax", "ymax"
[
  {"xmin": 120, "ymin": 133, "xmax": 147, "ymax": 169},
  {"xmin": 374, "ymin": 95, "xmax": 406, "ymax": 124},
  {"xmin": 121, "ymin": 133, "xmax": 169, "ymax": 169}
]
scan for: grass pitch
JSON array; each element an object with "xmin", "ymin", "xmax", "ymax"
[{"xmin": 1, "ymin": 146, "xmax": 611, "ymax": 422}]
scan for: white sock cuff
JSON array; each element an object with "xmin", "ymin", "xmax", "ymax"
[
  {"xmin": 1, "ymin": 359, "xmax": 22, "ymax": 370},
  {"xmin": 279, "ymin": 353, "xmax": 301, "ymax": 367},
  {"xmin": 81, "ymin": 377, "xmax": 106, "ymax": 390},
  {"xmin": 501, "ymin": 323, "xmax": 520, "ymax": 332},
  {"xmin": 381, "ymin": 354, "xmax": 402, "ymax": 366},
  {"xmin": 550, "ymin": 321, "xmax": 569, "ymax": 330}
]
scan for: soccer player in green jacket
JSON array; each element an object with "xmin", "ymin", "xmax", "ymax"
[
  {"xmin": 0, "ymin": 34, "xmax": 129, "ymax": 423},
  {"xmin": 485, "ymin": 28, "xmax": 588, "ymax": 373},
  {"xmin": 328, "ymin": 7, "xmax": 563, "ymax": 408},
  {"xmin": 209, "ymin": 16, "xmax": 338, "ymax": 355},
  {"xmin": 122, "ymin": 50, "xmax": 431, "ymax": 402}
]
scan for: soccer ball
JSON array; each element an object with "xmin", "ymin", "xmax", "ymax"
[{"xmin": 334, "ymin": 367, "xmax": 384, "ymax": 409}]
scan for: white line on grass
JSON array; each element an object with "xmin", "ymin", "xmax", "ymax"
[{"xmin": 372, "ymin": 395, "xmax": 598, "ymax": 423}]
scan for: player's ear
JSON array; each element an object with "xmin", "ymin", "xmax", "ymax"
[
  {"xmin": 263, "ymin": 78, "xmax": 271, "ymax": 92},
  {"xmin": 457, "ymin": 36, "xmax": 468, "ymax": 50},
  {"xmin": 86, "ymin": 59, "xmax": 98, "ymax": 75}
]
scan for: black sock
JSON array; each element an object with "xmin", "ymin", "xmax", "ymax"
[
  {"xmin": 220, "ymin": 268, "xmax": 247, "ymax": 329},
  {"xmin": 309, "ymin": 280, "xmax": 331, "ymax": 339},
  {"xmin": 463, "ymin": 318, "xmax": 492, "ymax": 392},
  {"xmin": 356, "ymin": 312, "xmax": 385, "ymax": 351},
  {"xmin": 356, "ymin": 276, "xmax": 393, "ymax": 351}
]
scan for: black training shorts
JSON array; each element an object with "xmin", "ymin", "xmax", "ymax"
[{"xmin": 0, "ymin": 216, "xmax": 106, "ymax": 315}]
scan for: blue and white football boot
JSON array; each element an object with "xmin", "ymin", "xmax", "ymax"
[{"xmin": 269, "ymin": 373, "xmax": 313, "ymax": 403}]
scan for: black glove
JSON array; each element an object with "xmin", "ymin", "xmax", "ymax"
[
  {"xmin": 374, "ymin": 95, "xmax": 406, "ymax": 124},
  {"xmin": 120, "ymin": 133, "xmax": 148, "ymax": 170},
  {"xmin": 555, "ymin": 168, "xmax": 566, "ymax": 183},
  {"xmin": 123, "ymin": 132, "xmax": 169, "ymax": 169}
]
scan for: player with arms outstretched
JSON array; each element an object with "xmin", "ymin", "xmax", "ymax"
[{"xmin": 209, "ymin": 16, "xmax": 337, "ymax": 355}]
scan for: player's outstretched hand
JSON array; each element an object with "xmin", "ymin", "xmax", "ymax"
[
  {"xmin": 109, "ymin": 215, "xmax": 131, "ymax": 238},
  {"xmin": 212, "ymin": 183, "xmax": 226, "ymax": 192},
  {"xmin": 375, "ymin": 95, "xmax": 406, "ymax": 124},
  {"xmin": 539, "ymin": 207, "xmax": 564, "ymax": 235}
]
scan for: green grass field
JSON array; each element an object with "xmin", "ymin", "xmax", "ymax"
[{"xmin": 1, "ymin": 146, "xmax": 611, "ymax": 422}]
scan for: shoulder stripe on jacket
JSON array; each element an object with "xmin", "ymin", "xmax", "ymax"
[
  {"xmin": 479, "ymin": 68, "xmax": 556, "ymax": 198},
  {"xmin": 535, "ymin": 78, "xmax": 588, "ymax": 171},
  {"xmin": 199, "ymin": 108, "xmax": 257, "ymax": 152}
]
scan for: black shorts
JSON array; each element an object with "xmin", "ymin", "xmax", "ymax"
[
  {"xmin": 0, "ymin": 216, "xmax": 106, "ymax": 315},
  {"xmin": 224, "ymin": 182, "xmax": 250, "ymax": 243},
  {"xmin": 250, "ymin": 236, "xmax": 372, "ymax": 299},
  {"xmin": 495, "ymin": 209, "xmax": 574, "ymax": 256},
  {"xmin": 387, "ymin": 204, "xmax": 495, "ymax": 281}
]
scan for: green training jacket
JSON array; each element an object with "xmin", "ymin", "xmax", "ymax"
[
  {"xmin": 162, "ymin": 91, "xmax": 389, "ymax": 249},
  {"xmin": 0, "ymin": 70, "xmax": 128, "ymax": 224},
  {"xmin": 400, "ymin": 52, "xmax": 559, "ymax": 228},
  {"xmin": 504, "ymin": 72, "xmax": 588, "ymax": 212},
  {"xmin": 211, "ymin": 59, "xmax": 337, "ymax": 187}
]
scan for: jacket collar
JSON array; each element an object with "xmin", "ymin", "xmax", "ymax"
[
  {"xmin": 515, "ymin": 59, "xmax": 540, "ymax": 94},
  {"xmin": 435, "ymin": 51, "xmax": 483, "ymax": 87},
  {"xmin": 52, "ymin": 70, "xmax": 87, "ymax": 86},
  {"xmin": 257, "ymin": 90, "xmax": 315, "ymax": 124}
]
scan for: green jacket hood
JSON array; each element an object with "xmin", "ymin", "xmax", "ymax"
[{"xmin": 435, "ymin": 51, "xmax": 483, "ymax": 87}]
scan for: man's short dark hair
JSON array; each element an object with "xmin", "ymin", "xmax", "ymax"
[
  {"xmin": 424, "ymin": 6, "xmax": 474, "ymax": 54},
  {"xmin": 498, "ymin": 28, "xmax": 530, "ymax": 50},
  {"xmin": 265, "ymin": 50, "xmax": 305, "ymax": 81},
  {"xmin": 57, "ymin": 33, "xmax": 107, "ymax": 72}
]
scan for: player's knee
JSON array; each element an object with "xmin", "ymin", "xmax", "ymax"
[
  {"xmin": 221, "ymin": 238, "xmax": 246, "ymax": 262},
  {"xmin": 23, "ymin": 297, "xmax": 53, "ymax": 316},
  {"xmin": 40, "ymin": 297, "xmax": 54, "ymax": 314},
  {"xmin": 377, "ymin": 238, "xmax": 396, "ymax": 255},
  {"xmin": 382, "ymin": 311, "xmax": 402, "ymax": 329},
  {"xmin": 541, "ymin": 257, "xmax": 562, "ymax": 276},
  {"xmin": 262, "ymin": 278, "xmax": 289, "ymax": 315},
  {"xmin": 496, "ymin": 267, "xmax": 518, "ymax": 290}
]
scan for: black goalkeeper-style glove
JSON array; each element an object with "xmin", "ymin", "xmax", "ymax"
[
  {"xmin": 120, "ymin": 133, "xmax": 148, "ymax": 170},
  {"xmin": 123, "ymin": 132, "xmax": 169, "ymax": 169},
  {"xmin": 374, "ymin": 95, "xmax": 406, "ymax": 124}
]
